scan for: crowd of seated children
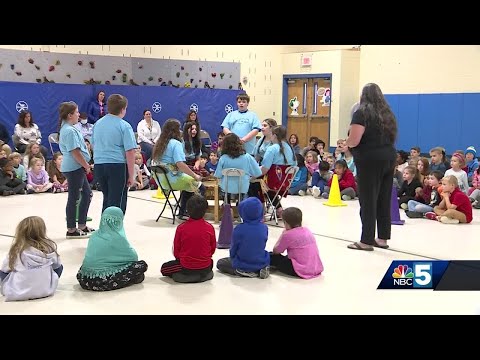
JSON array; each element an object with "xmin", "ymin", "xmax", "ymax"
[
  {"xmin": 47, "ymin": 152, "xmax": 68, "ymax": 193},
  {"xmin": 405, "ymin": 171, "xmax": 443, "ymax": 218},
  {"xmin": 0, "ymin": 158, "xmax": 26, "ymax": 196},
  {"xmin": 26, "ymin": 158, "xmax": 53, "ymax": 194},
  {"xmin": 288, "ymin": 154, "xmax": 308, "ymax": 195},
  {"xmin": 321, "ymin": 159, "xmax": 356, "ymax": 201},
  {"xmin": 425, "ymin": 175, "xmax": 472, "ymax": 224}
]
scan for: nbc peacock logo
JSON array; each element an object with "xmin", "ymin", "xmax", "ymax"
[{"xmin": 392, "ymin": 265, "xmax": 414, "ymax": 286}]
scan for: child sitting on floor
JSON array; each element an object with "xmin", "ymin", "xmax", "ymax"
[{"xmin": 270, "ymin": 207, "xmax": 323, "ymax": 279}]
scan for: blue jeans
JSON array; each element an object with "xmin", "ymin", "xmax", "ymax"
[
  {"xmin": 95, "ymin": 163, "xmax": 129, "ymax": 214},
  {"xmin": 407, "ymin": 200, "xmax": 433, "ymax": 213},
  {"xmin": 310, "ymin": 172, "xmax": 327, "ymax": 193},
  {"xmin": 63, "ymin": 167, "xmax": 92, "ymax": 229},
  {"xmin": 139, "ymin": 142, "xmax": 154, "ymax": 161},
  {"xmin": 289, "ymin": 183, "xmax": 308, "ymax": 195},
  {"xmin": 54, "ymin": 265, "xmax": 64, "ymax": 277}
]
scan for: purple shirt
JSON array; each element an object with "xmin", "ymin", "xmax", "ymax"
[
  {"xmin": 27, "ymin": 169, "xmax": 49, "ymax": 186},
  {"xmin": 273, "ymin": 227, "xmax": 323, "ymax": 279}
]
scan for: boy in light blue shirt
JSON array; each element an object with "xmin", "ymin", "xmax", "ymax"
[
  {"xmin": 91, "ymin": 94, "xmax": 137, "ymax": 214},
  {"xmin": 221, "ymin": 93, "xmax": 261, "ymax": 155}
]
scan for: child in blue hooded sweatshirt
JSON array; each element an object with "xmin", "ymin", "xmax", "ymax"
[{"xmin": 216, "ymin": 197, "xmax": 270, "ymax": 278}]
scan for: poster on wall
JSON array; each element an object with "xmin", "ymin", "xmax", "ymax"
[{"xmin": 317, "ymin": 87, "xmax": 331, "ymax": 107}]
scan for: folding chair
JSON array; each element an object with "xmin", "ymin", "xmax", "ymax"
[
  {"xmin": 12, "ymin": 134, "xmax": 20, "ymax": 152},
  {"xmin": 261, "ymin": 165, "xmax": 299, "ymax": 225},
  {"xmin": 48, "ymin": 133, "xmax": 59, "ymax": 156},
  {"xmin": 150, "ymin": 165, "xmax": 181, "ymax": 224},
  {"xmin": 199, "ymin": 130, "xmax": 212, "ymax": 149},
  {"xmin": 221, "ymin": 168, "xmax": 245, "ymax": 222}
]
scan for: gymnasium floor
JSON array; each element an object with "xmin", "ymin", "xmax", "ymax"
[{"xmin": 1, "ymin": 189, "xmax": 479, "ymax": 315}]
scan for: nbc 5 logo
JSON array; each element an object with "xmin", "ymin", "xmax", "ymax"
[{"xmin": 392, "ymin": 262, "xmax": 432, "ymax": 288}]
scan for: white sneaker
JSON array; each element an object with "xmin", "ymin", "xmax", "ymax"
[
  {"xmin": 312, "ymin": 187, "xmax": 321, "ymax": 198},
  {"xmin": 342, "ymin": 195, "xmax": 352, "ymax": 201},
  {"xmin": 400, "ymin": 203, "xmax": 408, "ymax": 210},
  {"xmin": 306, "ymin": 188, "xmax": 313, "ymax": 195},
  {"xmin": 439, "ymin": 216, "xmax": 460, "ymax": 224},
  {"xmin": 298, "ymin": 190, "xmax": 305, "ymax": 196}
]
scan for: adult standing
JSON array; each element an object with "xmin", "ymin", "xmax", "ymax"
[
  {"xmin": 58, "ymin": 101, "xmax": 94, "ymax": 239},
  {"xmin": 88, "ymin": 90, "xmax": 107, "ymax": 124},
  {"xmin": 92, "ymin": 94, "xmax": 137, "ymax": 214},
  {"xmin": 136, "ymin": 109, "xmax": 161, "ymax": 161},
  {"xmin": 221, "ymin": 93, "xmax": 261, "ymax": 155},
  {"xmin": 345, "ymin": 83, "xmax": 398, "ymax": 251}
]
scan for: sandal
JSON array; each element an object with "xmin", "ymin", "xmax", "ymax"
[
  {"xmin": 347, "ymin": 242, "xmax": 374, "ymax": 251},
  {"xmin": 373, "ymin": 240, "xmax": 389, "ymax": 249}
]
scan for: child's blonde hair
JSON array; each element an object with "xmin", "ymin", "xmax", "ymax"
[
  {"xmin": 135, "ymin": 153, "xmax": 143, "ymax": 160},
  {"xmin": 306, "ymin": 150, "xmax": 318, "ymax": 163},
  {"xmin": 24, "ymin": 143, "xmax": 45, "ymax": 168},
  {"xmin": 442, "ymin": 175, "xmax": 458, "ymax": 187},
  {"xmin": 8, "ymin": 216, "xmax": 58, "ymax": 271},
  {"xmin": 30, "ymin": 156, "xmax": 44, "ymax": 169},
  {"xmin": 8, "ymin": 152, "xmax": 21, "ymax": 161}
]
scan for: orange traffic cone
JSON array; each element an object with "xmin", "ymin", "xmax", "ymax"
[{"xmin": 323, "ymin": 174, "xmax": 347, "ymax": 207}]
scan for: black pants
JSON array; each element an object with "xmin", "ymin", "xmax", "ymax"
[
  {"xmin": 77, "ymin": 260, "xmax": 148, "ymax": 291},
  {"xmin": 178, "ymin": 184, "xmax": 206, "ymax": 215},
  {"xmin": 63, "ymin": 167, "xmax": 92, "ymax": 229},
  {"xmin": 269, "ymin": 253, "xmax": 299, "ymax": 277},
  {"xmin": 355, "ymin": 157, "xmax": 395, "ymax": 245},
  {"xmin": 161, "ymin": 259, "xmax": 213, "ymax": 283},
  {"xmin": 94, "ymin": 163, "xmax": 129, "ymax": 214}
]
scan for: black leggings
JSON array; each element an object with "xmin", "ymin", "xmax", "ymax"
[{"xmin": 269, "ymin": 253, "xmax": 299, "ymax": 277}]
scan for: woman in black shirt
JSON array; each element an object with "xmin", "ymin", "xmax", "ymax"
[{"xmin": 344, "ymin": 83, "xmax": 398, "ymax": 251}]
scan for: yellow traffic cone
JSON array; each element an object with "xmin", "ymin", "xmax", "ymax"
[
  {"xmin": 323, "ymin": 174, "xmax": 347, "ymax": 207},
  {"xmin": 152, "ymin": 187, "xmax": 166, "ymax": 199}
]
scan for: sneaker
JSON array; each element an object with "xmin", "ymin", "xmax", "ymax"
[
  {"xmin": 469, "ymin": 197, "xmax": 476, "ymax": 203},
  {"xmin": 306, "ymin": 188, "xmax": 313, "ymax": 195},
  {"xmin": 235, "ymin": 269, "xmax": 259, "ymax": 278},
  {"xmin": 298, "ymin": 190, "xmax": 305, "ymax": 196},
  {"xmin": 439, "ymin": 216, "xmax": 460, "ymax": 224},
  {"xmin": 405, "ymin": 210, "xmax": 424, "ymax": 219},
  {"xmin": 400, "ymin": 203, "xmax": 408, "ymax": 210},
  {"xmin": 312, "ymin": 187, "xmax": 321, "ymax": 198},
  {"xmin": 342, "ymin": 195, "xmax": 352, "ymax": 201},
  {"xmin": 321, "ymin": 192, "xmax": 329, "ymax": 199},
  {"xmin": 424, "ymin": 212, "xmax": 437, "ymax": 221},
  {"xmin": 474, "ymin": 202, "xmax": 480, "ymax": 210},
  {"xmin": 66, "ymin": 229, "xmax": 90, "ymax": 239},
  {"xmin": 259, "ymin": 266, "xmax": 270, "ymax": 279},
  {"xmin": 79, "ymin": 226, "xmax": 95, "ymax": 234}
]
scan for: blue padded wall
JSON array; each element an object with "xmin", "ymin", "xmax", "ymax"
[
  {"xmin": 0, "ymin": 81, "xmax": 241, "ymax": 156},
  {"xmin": 385, "ymin": 93, "xmax": 479, "ymax": 154}
]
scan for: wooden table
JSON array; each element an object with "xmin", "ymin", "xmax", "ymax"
[{"xmin": 203, "ymin": 178, "xmax": 220, "ymax": 223}]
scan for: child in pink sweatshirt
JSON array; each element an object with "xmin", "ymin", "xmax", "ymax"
[{"xmin": 270, "ymin": 207, "xmax": 323, "ymax": 279}]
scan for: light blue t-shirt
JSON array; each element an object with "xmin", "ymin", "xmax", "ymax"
[
  {"xmin": 159, "ymin": 139, "xmax": 187, "ymax": 165},
  {"xmin": 214, "ymin": 153, "xmax": 262, "ymax": 194},
  {"xmin": 92, "ymin": 114, "xmax": 137, "ymax": 164},
  {"xmin": 253, "ymin": 136, "xmax": 272, "ymax": 162},
  {"xmin": 221, "ymin": 110, "xmax": 261, "ymax": 155},
  {"xmin": 59, "ymin": 121, "xmax": 91, "ymax": 172},
  {"xmin": 262, "ymin": 141, "xmax": 296, "ymax": 170}
]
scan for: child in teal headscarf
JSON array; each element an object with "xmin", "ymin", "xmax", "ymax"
[{"xmin": 76, "ymin": 206, "xmax": 148, "ymax": 291}]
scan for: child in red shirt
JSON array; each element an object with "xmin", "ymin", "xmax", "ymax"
[
  {"xmin": 161, "ymin": 195, "xmax": 216, "ymax": 282},
  {"xmin": 432, "ymin": 175, "xmax": 473, "ymax": 224},
  {"xmin": 321, "ymin": 159, "xmax": 357, "ymax": 200}
]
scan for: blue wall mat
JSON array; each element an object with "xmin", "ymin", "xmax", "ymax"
[
  {"xmin": 397, "ymin": 95, "xmax": 419, "ymax": 151},
  {"xmin": 386, "ymin": 92, "xmax": 478, "ymax": 154},
  {"xmin": 461, "ymin": 93, "xmax": 480, "ymax": 148},
  {"xmin": 0, "ymin": 81, "xmax": 241, "ymax": 156}
]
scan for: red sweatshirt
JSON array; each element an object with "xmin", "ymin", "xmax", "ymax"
[
  {"xmin": 327, "ymin": 168, "xmax": 357, "ymax": 192},
  {"xmin": 173, "ymin": 218, "xmax": 216, "ymax": 269}
]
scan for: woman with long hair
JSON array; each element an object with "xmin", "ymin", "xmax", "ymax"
[
  {"xmin": 87, "ymin": 90, "xmax": 107, "ymax": 124},
  {"xmin": 58, "ymin": 101, "xmax": 94, "ymax": 239},
  {"xmin": 152, "ymin": 119, "xmax": 204, "ymax": 219},
  {"xmin": 345, "ymin": 83, "xmax": 398, "ymax": 251},
  {"xmin": 136, "ymin": 109, "xmax": 161, "ymax": 161}
]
